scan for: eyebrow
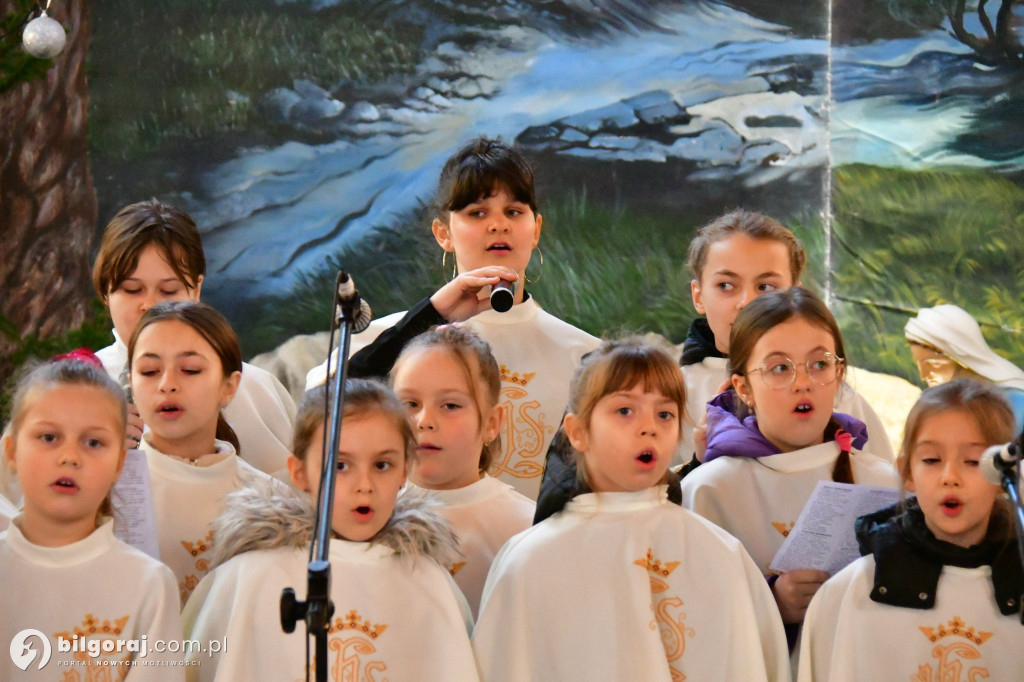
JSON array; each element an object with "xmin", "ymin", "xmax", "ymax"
[
  {"xmin": 710, "ymin": 268, "xmax": 785, "ymax": 279},
  {"xmin": 137, "ymin": 351, "xmax": 205, "ymax": 360},
  {"xmin": 122, "ymin": 276, "xmax": 183, "ymax": 284}
]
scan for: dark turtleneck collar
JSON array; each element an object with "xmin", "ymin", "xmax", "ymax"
[
  {"xmin": 855, "ymin": 498, "xmax": 1023, "ymax": 617},
  {"xmin": 680, "ymin": 318, "xmax": 727, "ymax": 366}
]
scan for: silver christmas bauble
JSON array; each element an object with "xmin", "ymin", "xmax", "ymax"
[{"xmin": 22, "ymin": 13, "xmax": 67, "ymax": 59}]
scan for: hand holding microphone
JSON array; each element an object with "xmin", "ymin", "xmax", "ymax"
[{"xmin": 430, "ymin": 266, "xmax": 520, "ymax": 321}]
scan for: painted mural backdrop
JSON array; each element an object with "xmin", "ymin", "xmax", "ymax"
[{"xmin": 47, "ymin": 1, "xmax": 1024, "ymax": 384}]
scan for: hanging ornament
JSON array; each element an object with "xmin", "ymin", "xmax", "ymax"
[{"xmin": 22, "ymin": 2, "xmax": 66, "ymax": 60}]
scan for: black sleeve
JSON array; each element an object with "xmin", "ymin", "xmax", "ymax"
[
  {"xmin": 348, "ymin": 297, "xmax": 447, "ymax": 379},
  {"xmin": 533, "ymin": 427, "xmax": 584, "ymax": 524}
]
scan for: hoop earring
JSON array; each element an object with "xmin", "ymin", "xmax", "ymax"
[
  {"xmin": 525, "ymin": 246, "xmax": 544, "ymax": 285},
  {"xmin": 441, "ymin": 251, "xmax": 457, "ymax": 283}
]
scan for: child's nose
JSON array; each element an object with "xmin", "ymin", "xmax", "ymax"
[
  {"xmin": 355, "ymin": 468, "xmax": 374, "ymax": 492},
  {"xmin": 417, "ymin": 407, "xmax": 436, "ymax": 430},
  {"xmin": 158, "ymin": 371, "xmax": 177, "ymax": 393},
  {"xmin": 941, "ymin": 462, "xmax": 963, "ymax": 486},
  {"xmin": 58, "ymin": 445, "xmax": 81, "ymax": 467},
  {"xmin": 638, "ymin": 411, "xmax": 657, "ymax": 436}
]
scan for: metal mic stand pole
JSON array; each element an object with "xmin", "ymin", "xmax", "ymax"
[
  {"xmin": 997, "ymin": 454, "xmax": 1024, "ymax": 624},
  {"xmin": 281, "ymin": 271, "xmax": 363, "ymax": 681}
]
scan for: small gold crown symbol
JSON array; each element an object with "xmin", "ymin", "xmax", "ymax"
[
  {"xmin": 499, "ymin": 364, "xmax": 535, "ymax": 386},
  {"xmin": 771, "ymin": 521, "xmax": 794, "ymax": 538},
  {"xmin": 919, "ymin": 617, "xmax": 992, "ymax": 645},
  {"xmin": 57, "ymin": 614, "xmax": 130, "ymax": 640},
  {"xmin": 330, "ymin": 610, "xmax": 388, "ymax": 639},
  {"xmin": 634, "ymin": 548, "xmax": 680, "ymax": 578},
  {"xmin": 181, "ymin": 529, "xmax": 215, "ymax": 557}
]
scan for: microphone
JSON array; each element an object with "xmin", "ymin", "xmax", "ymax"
[
  {"xmin": 981, "ymin": 440, "xmax": 1021, "ymax": 486},
  {"xmin": 490, "ymin": 279, "xmax": 515, "ymax": 313},
  {"xmin": 335, "ymin": 271, "xmax": 372, "ymax": 333}
]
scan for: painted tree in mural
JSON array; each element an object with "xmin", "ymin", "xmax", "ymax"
[
  {"xmin": 889, "ymin": 0, "xmax": 1022, "ymax": 64},
  {"xmin": 0, "ymin": 0, "xmax": 95, "ymax": 382}
]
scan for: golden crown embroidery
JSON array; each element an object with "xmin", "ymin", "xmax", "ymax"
[
  {"xmin": 180, "ymin": 529, "xmax": 215, "ymax": 603},
  {"xmin": 635, "ymin": 549, "xmax": 694, "ymax": 681},
  {"xmin": 305, "ymin": 610, "xmax": 388, "ymax": 682},
  {"xmin": 911, "ymin": 617, "xmax": 992, "ymax": 681},
  {"xmin": 54, "ymin": 614, "xmax": 132, "ymax": 682}
]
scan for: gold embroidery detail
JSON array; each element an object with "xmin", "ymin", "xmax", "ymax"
[
  {"xmin": 487, "ymin": 385, "xmax": 548, "ymax": 480},
  {"xmin": 636, "ymin": 549, "xmax": 693, "ymax": 680},
  {"xmin": 449, "ymin": 561, "xmax": 467, "ymax": 577},
  {"xmin": 180, "ymin": 529, "xmax": 216, "ymax": 603},
  {"xmin": 55, "ymin": 614, "xmax": 130, "ymax": 640},
  {"xmin": 499, "ymin": 364, "xmax": 535, "ymax": 386},
  {"xmin": 329, "ymin": 610, "xmax": 388, "ymax": 639},
  {"xmin": 54, "ymin": 615, "xmax": 133, "ymax": 681},
  {"xmin": 771, "ymin": 521, "xmax": 794, "ymax": 538},
  {"xmin": 919, "ymin": 617, "xmax": 993, "ymax": 645}
]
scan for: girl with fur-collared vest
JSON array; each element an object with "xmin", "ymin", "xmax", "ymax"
[{"xmin": 182, "ymin": 379, "xmax": 478, "ymax": 682}]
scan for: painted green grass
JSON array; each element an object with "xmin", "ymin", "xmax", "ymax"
[
  {"xmin": 89, "ymin": 0, "xmax": 424, "ymax": 161},
  {"xmin": 832, "ymin": 164, "xmax": 1024, "ymax": 382}
]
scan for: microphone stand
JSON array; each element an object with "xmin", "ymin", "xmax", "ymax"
[
  {"xmin": 281, "ymin": 271, "xmax": 365, "ymax": 681},
  {"xmin": 995, "ymin": 445, "xmax": 1024, "ymax": 624}
]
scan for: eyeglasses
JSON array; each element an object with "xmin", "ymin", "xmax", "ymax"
[{"xmin": 748, "ymin": 351, "xmax": 844, "ymax": 390}]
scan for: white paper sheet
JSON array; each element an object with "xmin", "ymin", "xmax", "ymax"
[
  {"xmin": 111, "ymin": 448, "xmax": 161, "ymax": 560},
  {"xmin": 769, "ymin": 481, "xmax": 899, "ymax": 574}
]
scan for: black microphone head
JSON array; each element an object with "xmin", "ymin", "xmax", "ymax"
[{"xmin": 490, "ymin": 280, "xmax": 515, "ymax": 313}]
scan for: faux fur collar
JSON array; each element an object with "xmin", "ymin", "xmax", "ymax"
[{"xmin": 210, "ymin": 482, "xmax": 460, "ymax": 570}]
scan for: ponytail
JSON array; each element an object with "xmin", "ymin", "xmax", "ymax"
[{"xmin": 828, "ymin": 421, "xmax": 855, "ymax": 484}]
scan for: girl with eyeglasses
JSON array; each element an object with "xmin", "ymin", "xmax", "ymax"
[{"xmin": 679, "ymin": 287, "xmax": 898, "ymax": 639}]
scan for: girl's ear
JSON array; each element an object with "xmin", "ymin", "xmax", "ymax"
[
  {"xmin": 562, "ymin": 413, "xmax": 588, "ymax": 454},
  {"xmin": 220, "ymin": 370, "xmax": 242, "ymax": 409},
  {"xmin": 3, "ymin": 434, "xmax": 16, "ymax": 474},
  {"xmin": 190, "ymin": 274, "xmax": 204, "ymax": 300},
  {"xmin": 432, "ymin": 219, "xmax": 453, "ymax": 252},
  {"xmin": 731, "ymin": 374, "xmax": 753, "ymax": 408},
  {"xmin": 287, "ymin": 454, "xmax": 311, "ymax": 492},
  {"xmin": 531, "ymin": 213, "xmax": 543, "ymax": 247},
  {"xmin": 483, "ymin": 404, "xmax": 504, "ymax": 445},
  {"xmin": 690, "ymin": 279, "xmax": 707, "ymax": 315}
]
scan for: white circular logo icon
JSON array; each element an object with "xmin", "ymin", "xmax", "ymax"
[{"xmin": 10, "ymin": 629, "xmax": 51, "ymax": 671}]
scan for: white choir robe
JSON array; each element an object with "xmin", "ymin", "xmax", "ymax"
[
  {"xmin": 473, "ymin": 486, "xmax": 790, "ymax": 682},
  {"xmin": 798, "ymin": 555, "xmax": 1024, "ymax": 681},
  {"xmin": 407, "ymin": 475, "xmax": 535, "ymax": 618},
  {"xmin": 0, "ymin": 517, "xmax": 183, "ymax": 680},
  {"xmin": 141, "ymin": 436, "xmax": 281, "ymax": 604},
  {"xmin": 679, "ymin": 441, "xmax": 898, "ymax": 573},
  {"xmin": 183, "ymin": 540, "xmax": 479, "ymax": 682}
]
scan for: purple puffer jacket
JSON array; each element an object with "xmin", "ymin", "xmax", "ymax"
[{"xmin": 702, "ymin": 389, "xmax": 869, "ymax": 463}]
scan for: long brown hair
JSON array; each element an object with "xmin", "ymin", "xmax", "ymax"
[
  {"xmin": 728, "ymin": 287, "xmax": 854, "ymax": 482},
  {"xmin": 127, "ymin": 300, "xmax": 242, "ymax": 452}
]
